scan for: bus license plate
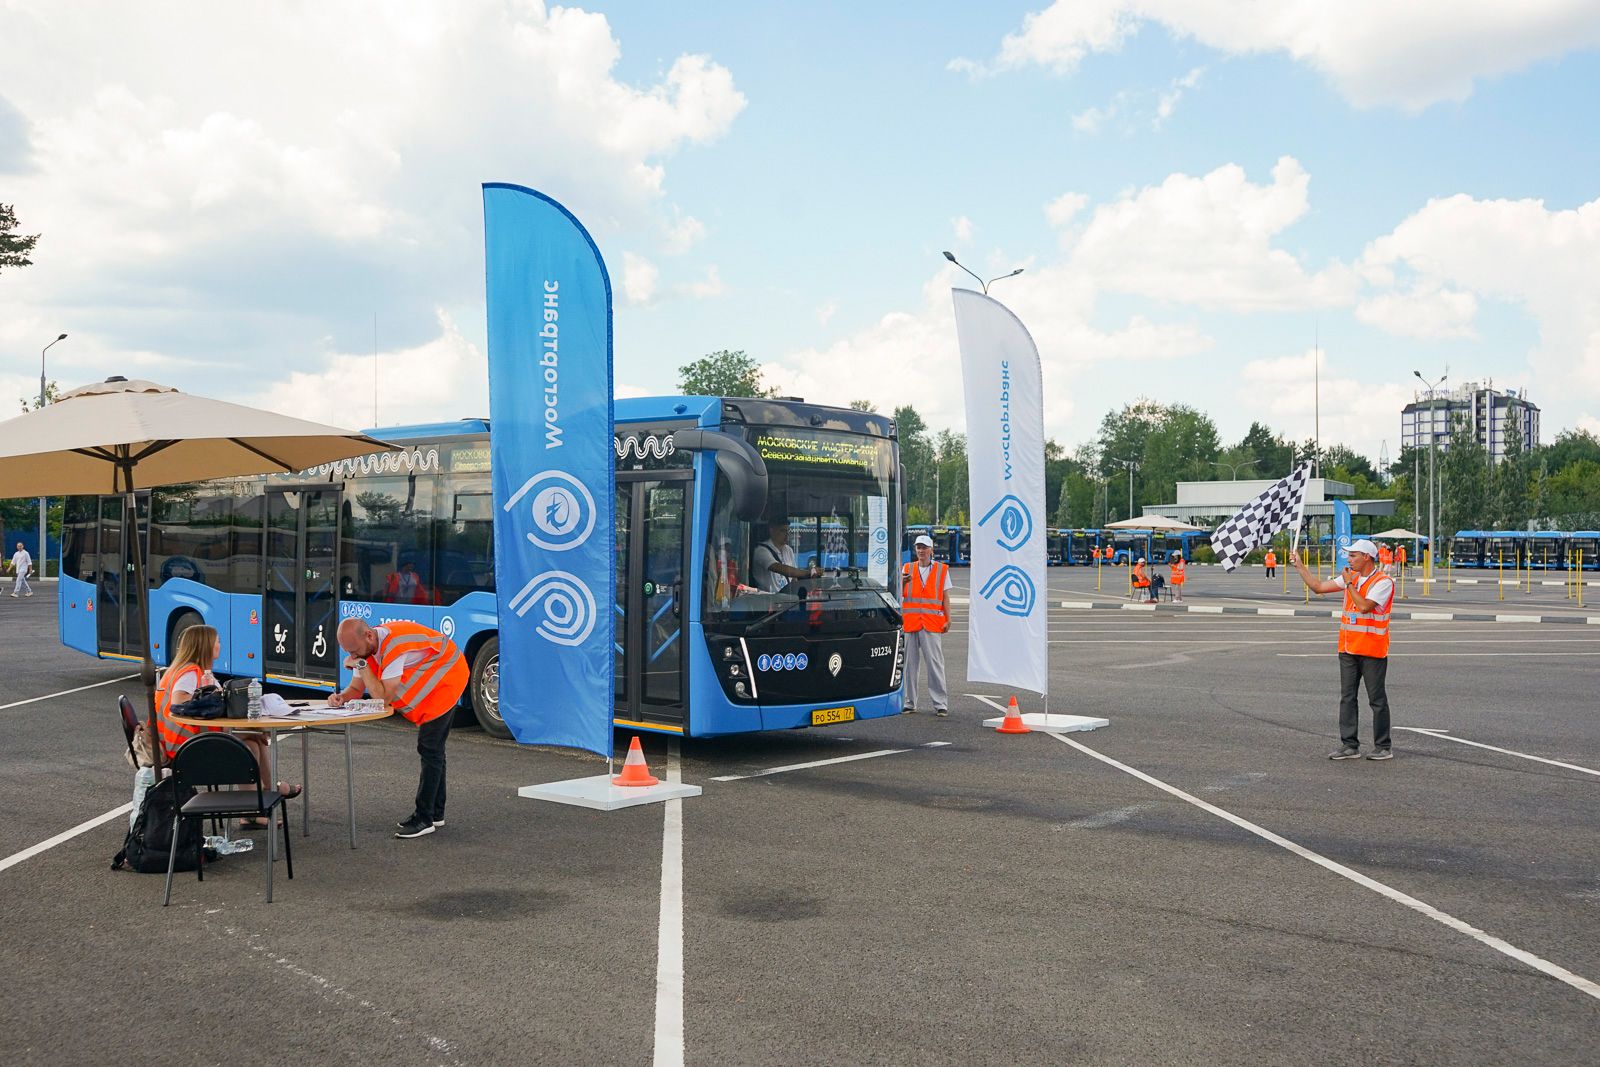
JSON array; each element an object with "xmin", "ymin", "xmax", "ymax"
[{"xmin": 811, "ymin": 706, "xmax": 855, "ymax": 726}]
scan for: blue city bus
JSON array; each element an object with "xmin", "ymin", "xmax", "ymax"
[
  {"xmin": 1568, "ymin": 532, "xmax": 1600, "ymax": 570},
  {"xmin": 57, "ymin": 396, "xmax": 905, "ymax": 739},
  {"xmin": 1529, "ymin": 531, "xmax": 1565, "ymax": 569},
  {"xmin": 1451, "ymin": 531, "xmax": 1488, "ymax": 568}
]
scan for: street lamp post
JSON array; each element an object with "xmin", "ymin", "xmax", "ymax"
[
  {"xmin": 38, "ymin": 333, "xmax": 67, "ymax": 579},
  {"xmin": 1210, "ymin": 459, "xmax": 1257, "ymax": 480},
  {"xmin": 1110, "ymin": 456, "xmax": 1137, "ymax": 520},
  {"xmin": 934, "ymin": 465, "xmax": 940, "ymax": 524},
  {"xmin": 942, "ymin": 251, "xmax": 1024, "ymax": 295},
  {"xmin": 1414, "ymin": 370, "xmax": 1447, "ymax": 576}
]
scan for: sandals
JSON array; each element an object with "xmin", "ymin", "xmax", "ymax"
[
  {"xmin": 236, "ymin": 818, "xmax": 271, "ymax": 830},
  {"xmin": 276, "ymin": 782, "xmax": 304, "ymax": 800}
]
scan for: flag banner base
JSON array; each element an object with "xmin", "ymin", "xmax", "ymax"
[
  {"xmin": 982, "ymin": 713, "xmax": 1109, "ymax": 734},
  {"xmin": 517, "ymin": 774, "xmax": 701, "ymax": 811}
]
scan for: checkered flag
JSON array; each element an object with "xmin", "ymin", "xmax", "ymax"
[{"xmin": 1209, "ymin": 463, "xmax": 1312, "ymax": 572}]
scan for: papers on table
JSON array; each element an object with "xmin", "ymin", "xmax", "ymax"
[{"xmin": 270, "ymin": 698, "xmax": 387, "ymax": 721}]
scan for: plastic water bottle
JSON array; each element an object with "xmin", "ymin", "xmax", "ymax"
[
  {"xmin": 206, "ymin": 834, "xmax": 255, "ymax": 855},
  {"xmin": 247, "ymin": 678, "xmax": 263, "ymax": 719}
]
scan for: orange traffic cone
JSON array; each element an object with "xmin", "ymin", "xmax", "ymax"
[
  {"xmin": 612, "ymin": 736, "xmax": 660, "ymax": 787},
  {"xmin": 995, "ymin": 695, "xmax": 1032, "ymax": 734}
]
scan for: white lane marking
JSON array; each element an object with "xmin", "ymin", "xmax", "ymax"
[
  {"xmin": 1495, "ymin": 614, "xmax": 1543, "ymax": 623},
  {"xmin": 709, "ymin": 742, "xmax": 949, "ymax": 782},
  {"xmin": 1046, "ymin": 732, "xmax": 1600, "ymax": 1003},
  {"xmin": 1, "ymin": 673, "xmax": 140, "ymax": 711},
  {"xmin": 654, "ymin": 743, "xmax": 686, "ymax": 1067},
  {"xmin": 1394, "ymin": 728, "xmax": 1600, "ymax": 779},
  {"xmin": 0, "ymin": 803, "xmax": 134, "ymax": 874}
]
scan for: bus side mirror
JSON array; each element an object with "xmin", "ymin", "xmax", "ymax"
[{"xmin": 672, "ymin": 429, "xmax": 769, "ymax": 522}]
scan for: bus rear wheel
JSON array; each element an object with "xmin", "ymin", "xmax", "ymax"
[
  {"xmin": 469, "ymin": 636, "xmax": 509, "ymax": 739},
  {"xmin": 169, "ymin": 609, "xmax": 204, "ymax": 660}
]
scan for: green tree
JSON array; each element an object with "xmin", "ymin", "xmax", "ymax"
[
  {"xmin": 894, "ymin": 405, "xmax": 936, "ymax": 519},
  {"xmin": 1239, "ymin": 421, "xmax": 1295, "ymax": 477},
  {"xmin": 1322, "ymin": 445, "xmax": 1377, "ymax": 483},
  {"xmin": 676, "ymin": 350, "xmax": 773, "ymax": 398},
  {"xmin": 0, "ymin": 203, "xmax": 40, "ymax": 274},
  {"xmin": 848, "ymin": 399, "xmax": 875, "ymax": 412},
  {"xmin": 933, "ymin": 429, "xmax": 968, "ymax": 524},
  {"xmin": 1438, "ymin": 413, "xmax": 1489, "ymax": 535}
]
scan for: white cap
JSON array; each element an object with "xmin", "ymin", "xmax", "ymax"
[
  {"xmin": 1137, "ymin": 556, "xmax": 1146, "ymax": 563},
  {"xmin": 1348, "ymin": 538, "xmax": 1379, "ymax": 558},
  {"xmin": 1172, "ymin": 552, "xmax": 1182, "ymax": 559},
  {"xmin": 914, "ymin": 534, "xmax": 935, "ymax": 548}
]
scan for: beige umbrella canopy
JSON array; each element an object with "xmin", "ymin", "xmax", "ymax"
[
  {"xmin": 1103, "ymin": 514, "xmax": 1209, "ymax": 532},
  {"xmin": 0, "ymin": 377, "xmax": 392, "ymax": 497},
  {"xmin": 0, "ymin": 376, "xmax": 393, "ymax": 770},
  {"xmin": 1371, "ymin": 528, "xmax": 1426, "ymax": 540}
]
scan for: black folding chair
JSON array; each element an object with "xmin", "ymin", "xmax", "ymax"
[
  {"xmin": 163, "ymin": 733, "xmax": 294, "ymax": 906},
  {"xmin": 118, "ymin": 695, "xmax": 140, "ymax": 766}
]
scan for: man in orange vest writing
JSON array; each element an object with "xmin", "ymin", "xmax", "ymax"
[
  {"xmin": 1263, "ymin": 549, "xmax": 1277, "ymax": 578},
  {"xmin": 330, "ymin": 617, "xmax": 469, "ymax": 838},
  {"xmin": 901, "ymin": 533, "xmax": 951, "ymax": 716},
  {"xmin": 1289, "ymin": 538, "xmax": 1395, "ymax": 761}
]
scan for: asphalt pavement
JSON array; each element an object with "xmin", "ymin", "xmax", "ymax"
[{"xmin": 2, "ymin": 581, "xmax": 1598, "ymax": 1065}]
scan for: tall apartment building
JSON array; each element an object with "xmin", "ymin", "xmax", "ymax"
[{"xmin": 1400, "ymin": 381, "xmax": 1540, "ymax": 461}]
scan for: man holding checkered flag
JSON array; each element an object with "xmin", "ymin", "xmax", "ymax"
[{"xmin": 1209, "ymin": 463, "xmax": 1313, "ymax": 572}]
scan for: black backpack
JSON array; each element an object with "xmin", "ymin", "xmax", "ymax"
[{"xmin": 113, "ymin": 777, "xmax": 202, "ymax": 873}]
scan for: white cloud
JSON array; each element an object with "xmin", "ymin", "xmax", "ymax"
[
  {"xmin": 959, "ymin": 1, "xmax": 1600, "ymax": 109},
  {"xmin": 815, "ymin": 299, "xmax": 838, "ymax": 327},
  {"xmin": 1154, "ymin": 66, "xmax": 1205, "ymax": 127},
  {"xmin": 257, "ymin": 310, "xmax": 485, "ymax": 429},
  {"xmin": 1240, "ymin": 348, "xmax": 1412, "ymax": 458},
  {"xmin": 1045, "ymin": 192, "xmax": 1089, "ymax": 228},
  {"xmin": 1577, "ymin": 415, "xmax": 1600, "ymax": 438},
  {"xmin": 0, "ymin": 1, "xmax": 743, "ymax": 413},
  {"xmin": 1360, "ymin": 192, "xmax": 1600, "ymax": 409},
  {"xmin": 621, "ymin": 252, "xmax": 660, "ymax": 305},
  {"xmin": 683, "ymin": 265, "xmax": 724, "ymax": 300},
  {"xmin": 1354, "ymin": 281, "xmax": 1478, "ymax": 340},
  {"xmin": 1068, "ymin": 156, "xmax": 1356, "ymax": 311},
  {"xmin": 1071, "ymin": 101, "xmax": 1118, "ymax": 134},
  {"xmin": 951, "ymin": 215, "xmax": 975, "ymax": 243}
]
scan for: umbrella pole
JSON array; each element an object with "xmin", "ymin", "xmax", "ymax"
[{"xmin": 122, "ymin": 460, "xmax": 160, "ymax": 778}]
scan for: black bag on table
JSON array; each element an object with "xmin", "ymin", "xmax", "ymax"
[
  {"xmin": 221, "ymin": 678, "xmax": 251, "ymax": 718},
  {"xmin": 112, "ymin": 777, "xmax": 201, "ymax": 873},
  {"xmin": 173, "ymin": 685, "xmax": 227, "ymax": 720}
]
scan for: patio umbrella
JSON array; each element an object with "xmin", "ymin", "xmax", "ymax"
[
  {"xmin": 0, "ymin": 376, "xmax": 393, "ymax": 773},
  {"xmin": 1103, "ymin": 514, "xmax": 1208, "ymax": 531},
  {"xmin": 1371, "ymin": 527, "xmax": 1426, "ymax": 540}
]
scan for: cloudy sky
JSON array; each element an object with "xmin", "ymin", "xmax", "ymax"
[{"xmin": 3, "ymin": 1, "xmax": 1599, "ymax": 463}]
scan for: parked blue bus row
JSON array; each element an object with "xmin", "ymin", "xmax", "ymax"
[
  {"xmin": 1449, "ymin": 530, "xmax": 1600, "ymax": 569},
  {"xmin": 900, "ymin": 525, "xmax": 1210, "ymax": 567}
]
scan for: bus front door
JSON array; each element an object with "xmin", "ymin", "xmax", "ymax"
[
  {"xmin": 264, "ymin": 489, "xmax": 342, "ymax": 684},
  {"xmin": 614, "ymin": 475, "xmax": 689, "ymax": 730},
  {"xmin": 95, "ymin": 494, "xmax": 149, "ymax": 660}
]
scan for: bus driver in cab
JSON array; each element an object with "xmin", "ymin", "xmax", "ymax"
[{"xmin": 752, "ymin": 519, "xmax": 821, "ymax": 593}]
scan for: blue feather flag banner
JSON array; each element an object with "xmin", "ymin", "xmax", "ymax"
[{"xmin": 483, "ymin": 183, "xmax": 615, "ymax": 757}]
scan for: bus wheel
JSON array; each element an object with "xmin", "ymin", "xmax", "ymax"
[
  {"xmin": 470, "ymin": 636, "xmax": 510, "ymax": 739},
  {"xmin": 169, "ymin": 609, "xmax": 204, "ymax": 659}
]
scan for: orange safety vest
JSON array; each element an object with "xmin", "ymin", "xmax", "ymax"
[
  {"xmin": 155, "ymin": 663, "xmax": 217, "ymax": 760},
  {"xmin": 900, "ymin": 561, "xmax": 950, "ymax": 633},
  {"xmin": 1396, "ymin": 546, "xmax": 1407, "ymax": 565},
  {"xmin": 375, "ymin": 621, "xmax": 469, "ymax": 724},
  {"xmin": 1264, "ymin": 552, "xmax": 1276, "ymax": 567},
  {"xmin": 1170, "ymin": 559, "xmax": 1186, "ymax": 585},
  {"xmin": 1379, "ymin": 546, "xmax": 1393, "ymax": 565},
  {"xmin": 1132, "ymin": 562, "xmax": 1150, "ymax": 588},
  {"xmin": 1337, "ymin": 570, "xmax": 1392, "ymax": 658}
]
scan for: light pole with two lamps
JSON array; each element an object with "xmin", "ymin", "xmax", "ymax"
[
  {"xmin": 1210, "ymin": 459, "xmax": 1257, "ymax": 481},
  {"xmin": 942, "ymin": 251, "xmax": 1024, "ymax": 295},
  {"xmin": 1413, "ymin": 369, "xmax": 1447, "ymax": 581},
  {"xmin": 38, "ymin": 333, "xmax": 68, "ymax": 579}
]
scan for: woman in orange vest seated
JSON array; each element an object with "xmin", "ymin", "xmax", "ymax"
[
  {"xmin": 1169, "ymin": 552, "xmax": 1187, "ymax": 602},
  {"xmin": 1132, "ymin": 556, "xmax": 1158, "ymax": 601},
  {"xmin": 156, "ymin": 624, "xmax": 300, "ymax": 828}
]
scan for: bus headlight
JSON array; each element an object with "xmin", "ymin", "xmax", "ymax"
[
  {"xmin": 728, "ymin": 663, "xmax": 742, "ymax": 678},
  {"xmin": 734, "ymin": 682, "xmax": 748, "ymax": 697},
  {"xmin": 722, "ymin": 646, "xmax": 735, "ymax": 660}
]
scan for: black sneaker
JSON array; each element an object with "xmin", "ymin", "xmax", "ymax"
[
  {"xmin": 394, "ymin": 816, "xmax": 434, "ymax": 839},
  {"xmin": 1328, "ymin": 746, "xmax": 1362, "ymax": 760},
  {"xmin": 935, "ymin": 709, "xmax": 949, "ymax": 717},
  {"xmin": 1366, "ymin": 749, "xmax": 1393, "ymax": 761},
  {"xmin": 396, "ymin": 815, "xmax": 445, "ymax": 829},
  {"xmin": 902, "ymin": 707, "xmax": 916, "ymax": 715}
]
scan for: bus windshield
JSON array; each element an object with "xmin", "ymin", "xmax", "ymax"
[{"xmin": 703, "ymin": 425, "xmax": 899, "ymax": 636}]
